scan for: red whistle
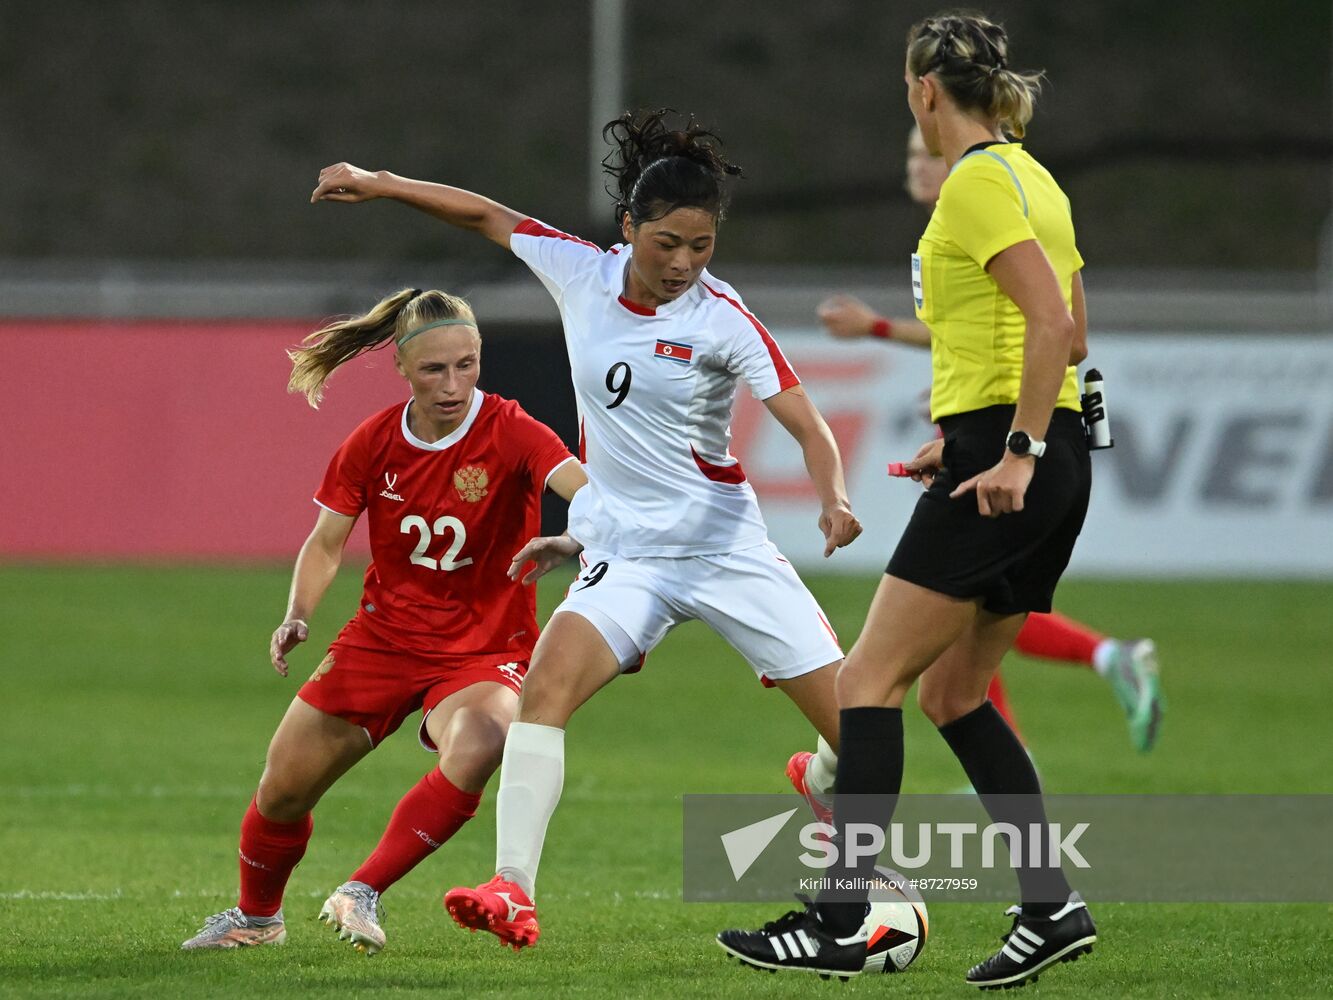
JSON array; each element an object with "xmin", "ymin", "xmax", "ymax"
[{"xmin": 887, "ymin": 462, "xmax": 911, "ymax": 478}]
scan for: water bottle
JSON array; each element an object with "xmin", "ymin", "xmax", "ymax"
[{"xmin": 1082, "ymin": 368, "xmax": 1114, "ymax": 450}]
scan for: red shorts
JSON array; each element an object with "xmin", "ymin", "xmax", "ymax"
[{"xmin": 296, "ymin": 633, "xmax": 526, "ymax": 750}]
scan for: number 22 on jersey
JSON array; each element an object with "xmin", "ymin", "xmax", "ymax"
[{"xmin": 400, "ymin": 514, "xmax": 473, "ymax": 571}]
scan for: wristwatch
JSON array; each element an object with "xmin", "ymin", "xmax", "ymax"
[{"xmin": 1006, "ymin": 430, "xmax": 1047, "ymax": 458}]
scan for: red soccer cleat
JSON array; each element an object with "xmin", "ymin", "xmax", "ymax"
[
  {"xmin": 444, "ymin": 875, "xmax": 540, "ymax": 951},
  {"xmin": 787, "ymin": 750, "xmax": 834, "ymax": 828}
]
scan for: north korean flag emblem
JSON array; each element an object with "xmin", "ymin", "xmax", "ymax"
[{"xmin": 653, "ymin": 339, "xmax": 693, "ymax": 365}]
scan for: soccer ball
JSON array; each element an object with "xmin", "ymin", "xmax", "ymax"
[{"xmin": 862, "ymin": 867, "xmax": 928, "ymax": 973}]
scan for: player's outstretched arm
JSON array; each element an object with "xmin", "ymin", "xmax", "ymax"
[
  {"xmin": 763, "ymin": 386, "xmax": 862, "ymax": 557},
  {"xmin": 311, "ymin": 163, "xmax": 525, "ymax": 248},
  {"xmin": 270, "ymin": 509, "xmax": 356, "ymax": 677}
]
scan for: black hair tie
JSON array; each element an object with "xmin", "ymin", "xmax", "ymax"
[{"xmin": 926, "ymin": 31, "xmax": 955, "ymax": 75}]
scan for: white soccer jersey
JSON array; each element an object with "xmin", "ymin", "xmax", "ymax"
[{"xmin": 510, "ymin": 218, "xmax": 801, "ymax": 558}]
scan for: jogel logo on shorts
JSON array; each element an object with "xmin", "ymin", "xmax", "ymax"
[
  {"xmin": 454, "ymin": 465, "xmax": 489, "ymax": 502},
  {"xmin": 309, "ymin": 652, "xmax": 336, "ymax": 682}
]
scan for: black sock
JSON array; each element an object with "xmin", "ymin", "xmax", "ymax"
[
  {"xmin": 938, "ymin": 701, "xmax": 1072, "ymax": 916},
  {"xmin": 817, "ymin": 707, "xmax": 903, "ymax": 936}
]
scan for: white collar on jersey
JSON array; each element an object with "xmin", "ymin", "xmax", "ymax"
[
  {"xmin": 608, "ymin": 244, "xmax": 703, "ymax": 319},
  {"xmin": 399, "ymin": 389, "xmax": 486, "ymax": 452}
]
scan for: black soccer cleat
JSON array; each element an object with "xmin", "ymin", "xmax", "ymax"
[
  {"xmin": 966, "ymin": 892, "xmax": 1096, "ymax": 990},
  {"xmin": 716, "ymin": 895, "xmax": 867, "ymax": 980}
]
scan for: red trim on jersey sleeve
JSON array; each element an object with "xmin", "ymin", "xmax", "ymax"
[
  {"xmin": 512, "ymin": 218, "xmax": 601, "ymax": 252},
  {"xmin": 578, "ymin": 418, "xmax": 586, "ymax": 463},
  {"xmin": 701, "ymin": 281, "xmax": 800, "ymax": 391},
  {"xmin": 817, "ymin": 611, "xmax": 839, "ymax": 643},
  {"xmin": 691, "ymin": 444, "xmax": 747, "ymax": 485}
]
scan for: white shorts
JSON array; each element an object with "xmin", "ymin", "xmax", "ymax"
[{"xmin": 554, "ymin": 541, "xmax": 844, "ymax": 683}]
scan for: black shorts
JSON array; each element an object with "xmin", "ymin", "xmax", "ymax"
[{"xmin": 886, "ymin": 405, "xmax": 1091, "ymax": 615}]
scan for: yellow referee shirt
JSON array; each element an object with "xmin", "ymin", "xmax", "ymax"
[{"xmin": 913, "ymin": 142, "xmax": 1083, "ymax": 421}]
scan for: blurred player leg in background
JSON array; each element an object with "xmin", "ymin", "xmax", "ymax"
[
  {"xmin": 1014, "ymin": 613, "xmax": 1163, "ymax": 752},
  {"xmin": 985, "ymin": 672, "xmax": 1023, "ymax": 743}
]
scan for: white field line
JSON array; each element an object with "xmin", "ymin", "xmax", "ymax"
[
  {"xmin": 0, "ymin": 888, "xmax": 333, "ymax": 903},
  {"xmin": 0, "ymin": 889, "xmax": 125, "ymax": 901},
  {"xmin": 3, "ymin": 784, "xmax": 340, "ymax": 800},
  {"xmin": 1, "ymin": 887, "xmax": 678, "ymax": 903},
  {"xmin": 2, "ymin": 783, "xmax": 662, "ymax": 803}
]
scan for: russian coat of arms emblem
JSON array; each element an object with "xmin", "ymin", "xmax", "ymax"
[{"xmin": 454, "ymin": 465, "xmax": 489, "ymax": 502}]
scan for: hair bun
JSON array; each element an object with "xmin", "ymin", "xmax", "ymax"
[{"xmin": 601, "ymin": 108, "xmax": 743, "ymax": 225}]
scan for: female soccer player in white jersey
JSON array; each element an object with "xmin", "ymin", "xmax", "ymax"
[{"xmin": 311, "ymin": 109, "xmax": 861, "ymax": 949}]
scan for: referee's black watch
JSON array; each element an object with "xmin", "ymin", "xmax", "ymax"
[{"xmin": 1006, "ymin": 430, "xmax": 1047, "ymax": 458}]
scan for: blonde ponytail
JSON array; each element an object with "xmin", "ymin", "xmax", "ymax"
[
  {"xmin": 287, "ymin": 288, "xmax": 477, "ymax": 407},
  {"xmin": 988, "ymin": 67, "xmax": 1043, "ymax": 139}
]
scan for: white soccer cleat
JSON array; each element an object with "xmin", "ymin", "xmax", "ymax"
[
  {"xmin": 319, "ymin": 881, "xmax": 386, "ymax": 956},
  {"xmin": 180, "ymin": 907, "xmax": 287, "ymax": 950}
]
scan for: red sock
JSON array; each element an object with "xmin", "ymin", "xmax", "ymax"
[
  {"xmin": 1013, "ymin": 611, "xmax": 1104, "ymax": 667},
  {"xmin": 986, "ymin": 674, "xmax": 1023, "ymax": 744},
  {"xmin": 237, "ymin": 798, "xmax": 313, "ymax": 918},
  {"xmin": 350, "ymin": 768, "xmax": 481, "ymax": 893}
]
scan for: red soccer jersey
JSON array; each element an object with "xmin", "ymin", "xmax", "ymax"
[{"xmin": 314, "ymin": 391, "xmax": 576, "ymax": 659}]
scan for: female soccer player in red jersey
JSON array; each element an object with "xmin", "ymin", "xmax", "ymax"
[
  {"xmin": 181, "ymin": 289, "xmax": 586, "ymax": 955},
  {"xmin": 814, "ymin": 125, "xmax": 1162, "ymax": 754},
  {"xmin": 311, "ymin": 110, "xmax": 861, "ymax": 950}
]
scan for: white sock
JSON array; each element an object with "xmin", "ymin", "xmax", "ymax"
[
  {"xmin": 494, "ymin": 721, "xmax": 565, "ymax": 899},
  {"xmin": 805, "ymin": 735, "xmax": 839, "ymax": 795},
  {"xmin": 1092, "ymin": 639, "xmax": 1119, "ymax": 677}
]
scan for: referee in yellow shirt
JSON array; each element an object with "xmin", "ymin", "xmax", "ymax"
[{"xmin": 719, "ymin": 13, "xmax": 1097, "ymax": 989}]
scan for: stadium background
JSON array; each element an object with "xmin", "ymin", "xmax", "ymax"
[{"xmin": 2, "ymin": 2, "xmax": 1330, "ymax": 997}]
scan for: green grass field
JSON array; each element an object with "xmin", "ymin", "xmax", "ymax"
[{"xmin": 1, "ymin": 566, "xmax": 1329, "ymax": 998}]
